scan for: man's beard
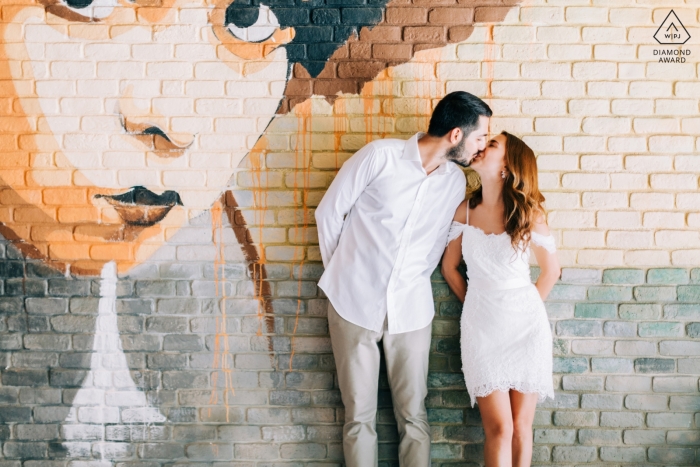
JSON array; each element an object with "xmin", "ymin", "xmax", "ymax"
[{"xmin": 445, "ymin": 137, "xmax": 470, "ymax": 168}]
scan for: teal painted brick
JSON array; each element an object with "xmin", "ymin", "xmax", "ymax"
[
  {"xmin": 602, "ymin": 268, "xmax": 644, "ymax": 284},
  {"xmin": 574, "ymin": 303, "xmax": 617, "ymax": 319},
  {"xmin": 638, "ymin": 322, "xmax": 684, "ymax": 337},
  {"xmin": 691, "ymin": 268, "xmax": 700, "ymax": 284},
  {"xmin": 687, "ymin": 323, "xmax": 700, "ymax": 338},
  {"xmin": 648, "ymin": 447, "xmax": 696, "ymax": 464},
  {"xmin": 427, "ymin": 409, "xmax": 463, "ymax": 424},
  {"xmin": 633, "ymin": 286, "xmax": 677, "ymax": 301},
  {"xmin": 432, "ymin": 283, "xmax": 454, "ymax": 300},
  {"xmin": 587, "ymin": 286, "xmax": 633, "ymax": 301},
  {"xmin": 430, "ymin": 443, "xmax": 462, "ymax": 459},
  {"xmin": 664, "ymin": 304, "xmax": 700, "ymax": 319},
  {"xmin": 439, "ymin": 301, "xmax": 462, "ymax": 318},
  {"xmin": 591, "ymin": 358, "xmax": 633, "ymax": 373},
  {"xmin": 548, "ymin": 284, "xmax": 587, "ymax": 300},
  {"xmin": 647, "ymin": 268, "xmax": 689, "ymax": 284},
  {"xmin": 556, "ymin": 320, "xmax": 603, "ymax": 337},
  {"xmin": 553, "ymin": 357, "xmax": 589, "ymax": 373},
  {"xmin": 604, "ymin": 321, "xmax": 637, "ymax": 337},
  {"xmin": 619, "ymin": 303, "xmax": 661, "ymax": 320},
  {"xmin": 634, "ymin": 358, "xmax": 675, "ymax": 373},
  {"xmin": 545, "ymin": 302, "xmax": 574, "ymax": 319},
  {"xmin": 427, "ymin": 373, "xmax": 465, "ymax": 389},
  {"xmin": 677, "ymin": 285, "xmax": 700, "ymax": 302}
]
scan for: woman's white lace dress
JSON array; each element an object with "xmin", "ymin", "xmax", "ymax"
[{"xmin": 447, "ymin": 215, "xmax": 555, "ymax": 407}]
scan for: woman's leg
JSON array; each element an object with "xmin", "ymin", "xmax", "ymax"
[
  {"xmin": 509, "ymin": 391, "xmax": 539, "ymax": 467},
  {"xmin": 476, "ymin": 391, "xmax": 513, "ymax": 467}
]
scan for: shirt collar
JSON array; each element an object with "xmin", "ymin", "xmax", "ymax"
[{"xmin": 403, "ymin": 132, "xmax": 456, "ymax": 175}]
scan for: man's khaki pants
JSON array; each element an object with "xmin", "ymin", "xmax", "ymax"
[{"xmin": 327, "ymin": 302, "xmax": 432, "ymax": 467}]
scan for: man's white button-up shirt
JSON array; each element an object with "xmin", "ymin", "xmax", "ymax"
[{"xmin": 316, "ymin": 133, "xmax": 467, "ymax": 334}]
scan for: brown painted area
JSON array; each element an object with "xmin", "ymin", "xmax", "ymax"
[
  {"xmin": 279, "ymin": 0, "xmax": 521, "ymax": 113},
  {"xmin": 222, "ymin": 190, "xmax": 276, "ymax": 342}
]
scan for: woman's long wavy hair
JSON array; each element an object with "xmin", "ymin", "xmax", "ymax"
[{"xmin": 469, "ymin": 131, "xmax": 546, "ymax": 250}]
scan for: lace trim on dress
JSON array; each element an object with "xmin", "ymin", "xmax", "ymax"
[
  {"xmin": 467, "ymin": 381, "xmax": 555, "ymax": 407},
  {"xmin": 446, "ymin": 221, "xmax": 466, "ymax": 245},
  {"xmin": 530, "ymin": 231, "xmax": 556, "ymax": 254}
]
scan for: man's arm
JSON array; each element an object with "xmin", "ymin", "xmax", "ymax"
[{"xmin": 315, "ymin": 143, "xmax": 378, "ymax": 268}]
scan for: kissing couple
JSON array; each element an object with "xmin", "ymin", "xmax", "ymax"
[{"xmin": 315, "ymin": 91, "xmax": 562, "ymax": 467}]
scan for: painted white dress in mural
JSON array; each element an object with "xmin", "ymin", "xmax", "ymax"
[{"xmin": 447, "ymin": 216, "xmax": 555, "ymax": 407}]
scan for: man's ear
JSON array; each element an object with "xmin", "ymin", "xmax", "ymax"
[{"xmin": 448, "ymin": 127, "xmax": 462, "ymax": 145}]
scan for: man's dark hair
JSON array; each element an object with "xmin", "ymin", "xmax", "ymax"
[
  {"xmin": 427, "ymin": 91, "xmax": 492, "ymax": 138},
  {"xmin": 226, "ymin": 0, "xmax": 391, "ymax": 78}
]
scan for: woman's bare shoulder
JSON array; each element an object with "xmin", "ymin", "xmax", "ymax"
[
  {"xmin": 453, "ymin": 199, "xmax": 468, "ymax": 224},
  {"xmin": 531, "ymin": 209, "xmax": 550, "ymax": 236}
]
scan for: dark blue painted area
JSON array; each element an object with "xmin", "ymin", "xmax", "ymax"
[{"xmin": 226, "ymin": 0, "xmax": 391, "ymax": 77}]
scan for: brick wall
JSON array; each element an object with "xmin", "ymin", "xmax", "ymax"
[{"xmin": 1, "ymin": 0, "xmax": 699, "ymax": 466}]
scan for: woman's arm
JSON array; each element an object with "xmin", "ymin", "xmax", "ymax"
[
  {"xmin": 441, "ymin": 200, "xmax": 468, "ymax": 303},
  {"xmin": 530, "ymin": 212, "xmax": 561, "ymax": 301}
]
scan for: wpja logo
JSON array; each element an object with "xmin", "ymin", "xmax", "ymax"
[{"xmin": 653, "ymin": 10, "xmax": 691, "ymax": 63}]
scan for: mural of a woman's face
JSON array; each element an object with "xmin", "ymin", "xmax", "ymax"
[{"xmin": 1, "ymin": 0, "xmax": 293, "ymax": 273}]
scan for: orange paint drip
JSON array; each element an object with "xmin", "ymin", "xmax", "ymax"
[
  {"xmin": 484, "ymin": 24, "xmax": 495, "ymax": 136},
  {"xmin": 209, "ymin": 200, "xmax": 235, "ymax": 422},
  {"xmin": 363, "ymin": 81, "xmax": 375, "ymax": 144},
  {"xmin": 288, "ymin": 100, "xmax": 313, "ymax": 370},
  {"xmin": 333, "ymin": 98, "xmax": 348, "ymax": 171}
]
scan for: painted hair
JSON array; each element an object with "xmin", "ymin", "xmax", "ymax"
[{"xmin": 469, "ymin": 131, "xmax": 546, "ymax": 250}]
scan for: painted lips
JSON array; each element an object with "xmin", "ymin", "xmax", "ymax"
[{"xmin": 94, "ymin": 186, "xmax": 183, "ymax": 227}]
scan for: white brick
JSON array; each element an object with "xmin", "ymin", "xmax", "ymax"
[
  {"xmin": 565, "ymin": 7, "xmax": 608, "ymax": 23},
  {"xmin": 608, "ymin": 137, "xmax": 647, "ymax": 153},
  {"xmin": 624, "ymin": 250, "xmax": 670, "ymax": 266},
  {"xmin": 607, "ymin": 231, "xmax": 653, "ymax": 249},
  {"xmin": 564, "ymin": 136, "xmax": 606, "ymax": 153},
  {"xmin": 537, "ymin": 155, "xmax": 579, "ymax": 171},
  {"xmin": 523, "ymin": 136, "xmax": 562, "ymax": 153},
  {"xmin": 578, "ymin": 249, "xmax": 624, "ymax": 265},
  {"xmin": 522, "ymin": 100, "xmax": 567, "ymax": 116},
  {"xmin": 625, "ymin": 156, "xmax": 673, "ymax": 172},
  {"xmin": 542, "ymin": 81, "xmax": 586, "ymax": 98},
  {"xmin": 597, "ymin": 211, "xmax": 641, "ymax": 229},
  {"xmin": 655, "ymin": 231, "xmax": 700, "ymax": 249},
  {"xmin": 580, "ymin": 155, "xmax": 622, "ymax": 171},
  {"xmin": 651, "ymin": 174, "xmax": 698, "ymax": 190},
  {"xmin": 643, "ymin": 212, "xmax": 686, "ymax": 229},
  {"xmin": 582, "ymin": 27, "xmax": 625, "ymax": 42},
  {"xmin": 493, "ymin": 26, "xmax": 536, "ymax": 43},
  {"xmin": 612, "ymin": 99, "xmax": 654, "ymax": 116},
  {"xmin": 520, "ymin": 7, "xmax": 564, "ymax": 23},
  {"xmin": 548, "ymin": 44, "xmax": 591, "ymax": 60},
  {"xmin": 548, "ymin": 211, "xmax": 596, "ymax": 228},
  {"xmin": 537, "ymin": 27, "xmax": 580, "ymax": 43},
  {"xmin": 573, "ymin": 62, "xmax": 617, "ymax": 80},
  {"xmin": 633, "ymin": 118, "xmax": 680, "ymax": 134},
  {"xmin": 491, "ymin": 80, "xmax": 540, "ymax": 98},
  {"xmin": 562, "ymin": 230, "xmax": 605, "ymax": 248},
  {"xmin": 649, "ymin": 136, "xmax": 695, "ymax": 153},
  {"xmin": 535, "ymin": 118, "xmax": 580, "ymax": 134},
  {"xmin": 629, "ymin": 81, "xmax": 672, "ymax": 97},
  {"xmin": 586, "ymin": 81, "xmax": 627, "ymax": 97},
  {"xmin": 582, "ymin": 117, "xmax": 630, "ymax": 134},
  {"xmin": 671, "ymin": 250, "xmax": 700, "ymax": 266},
  {"xmin": 678, "ymin": 188, "xmax": 700, "ymax": 205},
  {"xmin": 562, "ymin": 174, "xmax": 609, "ymax": 190},
  {"xmin": 582, "ymin": 192, "xmax": 627, "ymax": 209},
  {"xmin": 544, "ymin": 192, "xmax": 579, "ymax": 210},
  {"xmin": 647, "ymin": 63, "xmax": 695, "ymax": 80},
  {"xmin": 656, "ymin": 100, "xmax": 698, "ymax": 116},
  {"xmin": 572, "ymin": 340, "xmax": 614, "ymax": 355},
  {"xmin": 569, "ymin": 99, "xmax": 610, "ymax": 116},
  {"xmin": 521, "ymin": 62, "xmax": 571, "ymax": 80},
  {"xmin": 594, "ymin": 45, "xmax": 636, "ymax": 61},
  {"xmin": 502, "ymin": 44, "xmax": 547, "ymax": 60},
  {"xmin": 630, "ymin": 193, "xmax": 674, "ymax": 210}
]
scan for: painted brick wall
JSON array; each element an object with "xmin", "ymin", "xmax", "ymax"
[{"xmin": 1, "ymin": 0, "xmax": 699, "ymax": 466}]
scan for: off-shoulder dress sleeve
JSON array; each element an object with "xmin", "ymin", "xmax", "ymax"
[
  {"xmin": 446, "ymin": 221, "xmax": 466, "ymax": 246},
  {"xmin": 530, "ymin": 231, "xmax": 556, "ymax": 254}
]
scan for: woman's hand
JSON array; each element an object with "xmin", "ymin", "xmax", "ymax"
[
  {"xmin": 441, "ymin": 200, "xmax": 468, "ymax": 303},
  {"xmin": 531, "ymin": 212, "xmax": 561, "ymax": 301}
]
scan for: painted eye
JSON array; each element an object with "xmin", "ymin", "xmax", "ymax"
[
  {"xmin": 225, "ymin": 2, "xmax": 279, "ymax": 43},
  {"xmin": 59, "ymin": 0, "xmax": 119, "ymax": 19}
]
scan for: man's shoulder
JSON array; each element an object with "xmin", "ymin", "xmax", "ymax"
[{"xmin": 364, "ymin": 137, "xmax": 406, "ymax": 153}]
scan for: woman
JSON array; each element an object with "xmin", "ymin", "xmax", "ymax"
[{"xmin": 441, "ymin": 131, "xmax": 561, "ymax": 467}]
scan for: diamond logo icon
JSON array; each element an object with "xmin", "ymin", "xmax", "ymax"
[{"xmin": 654, "ymin": 10, "xmax": 690, "ymax": 45}]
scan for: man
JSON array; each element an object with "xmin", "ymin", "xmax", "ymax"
[{"xmin": 315, "ymin": 91, "xmax": 492, "ymax": 467}]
